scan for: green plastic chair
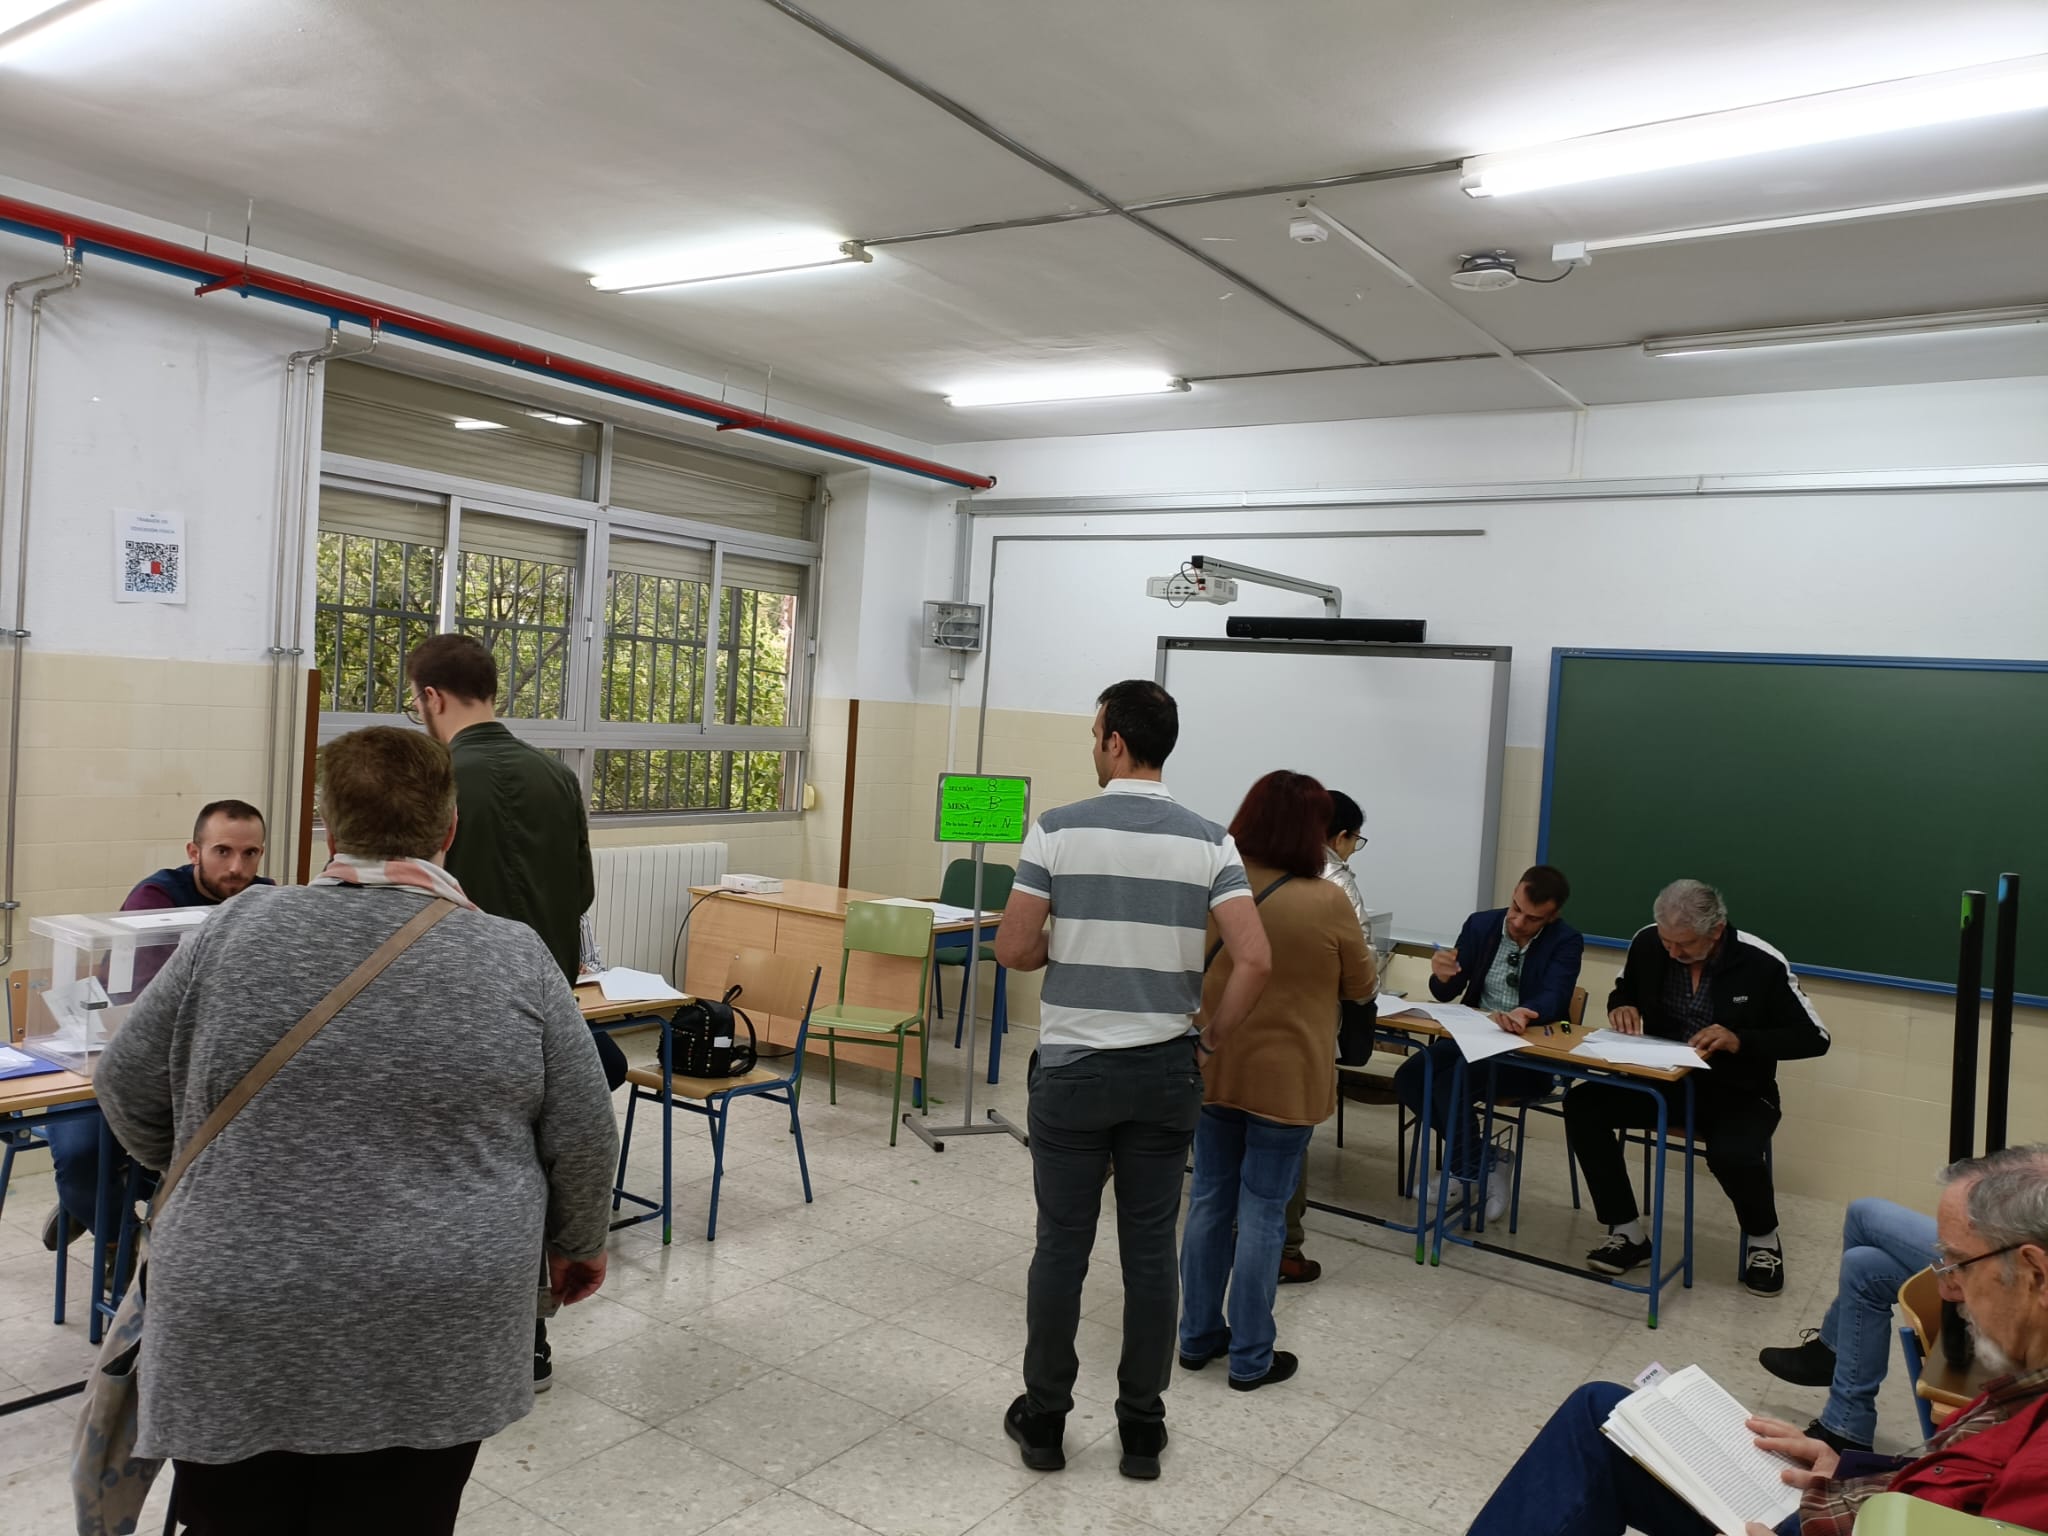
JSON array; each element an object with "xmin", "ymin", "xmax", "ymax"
[
  {"xmin": 806, "ymin": 901, "xmax": 935, "ymax": 1145},
  {"xmin": 932, "ymin": 859, "xmax": 1015, "ymax": 1080}
]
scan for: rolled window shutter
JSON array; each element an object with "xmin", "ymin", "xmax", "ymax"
[
  {"xmin": 317, "ymin": 486, "xmax": 445, "ymax": 546},
  {"xmin": 323, "ymin": 363, "xmax": 594, "ymax": 498},
  {"xmin": 607, "ymin": 536, "xmax": 711, "ymax": 585},
  {"xmin": 457, "ymin": 510, "xmax": 584, "ymax": 568},
  {"xmin": 719, "ymin": 553, "xmax": 806, "ymax": 596},
  {"xmin": 610, "ymin": 430, "xmax": 813, "ymax": 539}
]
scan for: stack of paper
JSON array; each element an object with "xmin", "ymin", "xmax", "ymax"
[
  {"xmin": 1601, "ymin": 1365, "xmax": 1801, "ymax": 1534},
  {"xmin": 1380, "ymin": 998, "xmax": 1525, "ymax": 1063},
  {"xmin": 0, "ymin": 1045, "xmax": 60, "ymax": 1081},
  {"xmin": 592, "ymin": 968, "xmax": 687, "ymax": 1004},
  {"xmin": 873, "ymin": 897, "xmax": 985, "ymax": 923},
  {"xmin": 1570, "ymin": 1029, "xmax": 1709, "ymax": 1071}
]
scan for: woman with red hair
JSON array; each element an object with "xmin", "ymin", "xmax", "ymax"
[{"xmin": 1178, "ymin": 770, "xmax": 1375, "ymax": 1391}]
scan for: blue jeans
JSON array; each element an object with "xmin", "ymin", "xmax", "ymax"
[
  {"xmin": 1820, "ymin": 1197, "xmax": 1937, "ymax": 1446},
  {"xmin": 44, "ymin": 1106, "xmax": 107, "ymax": 1236},
  {"xmin": 1177, "ymin": 1105, "xmax": 1312, "ymax": 1383},
  {"xmin": 1393, "ymin": 1037, "xmax": 1555, "ymax": 1179},
  {"xmin": 1468, "ymin": 1381, "xmax": 1801, "ymax": 1536}
]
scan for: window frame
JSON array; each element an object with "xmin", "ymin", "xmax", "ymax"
[{"xmin": 315, "ymin": 438, "xmax": 819, "ymax": 823}]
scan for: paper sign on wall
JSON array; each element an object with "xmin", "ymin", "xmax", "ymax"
[{"xmin": 114, "ymin": 509, "xmax": 186, "ymax": 605}]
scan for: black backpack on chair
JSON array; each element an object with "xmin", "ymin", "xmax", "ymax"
[{"xmin": 658, "ymin": 984, "xmax": 759, "ymax": 1079}]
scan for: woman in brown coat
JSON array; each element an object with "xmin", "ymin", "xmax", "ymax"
[{"xmin": 1178, "ymin": 771, "xmax": 1375, "ymax": 1390}]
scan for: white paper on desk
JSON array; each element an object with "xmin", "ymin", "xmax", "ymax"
[
  {"xmin": 872, "ymin": 897, "xmax": 983, "ymax": 923},
  {"xmin": 1381, "ymin": 999, "xmax": 1526, "ymax": 1063},
  {"xmin": 1571, "ymin": 1029, "xmax": 1709, "ymax": 1070},
  {"xmin": 593, "ymin": 967, "xmax": 686, "ymax": 1003}
]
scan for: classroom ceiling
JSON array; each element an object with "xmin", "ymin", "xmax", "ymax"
[{"xmin": 1, "ymin": 0, "xmax": 2045, "ymax": 447}]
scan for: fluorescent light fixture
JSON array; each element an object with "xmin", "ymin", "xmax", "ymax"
[
  {"xmin": 451, "ymin": 417, "xmax": 509, "ymax": 431},
  {"xmin": 944, "ymin": 371, "xmax": 1190, "ymax": 409},
  {"xmin": 1554, "ymin": 182, "xmax": 2048, "ymax": 265},
  {"xmin": 0, "ymin": 0, "xmax": 103, "ymax": 49},
  {"xmin": 1643, "ymin": 306, "xmax": 2048, "ymax": 357},
  {"xmin": 1463, "ymin": 52, "xmax": 2048, "ymax": 197},
  {"xmin": 589, "ymin": 235, "xmax": 871, "ymax": 294}
]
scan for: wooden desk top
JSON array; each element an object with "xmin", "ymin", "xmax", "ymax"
[
  {"xmin": 576, "ymin": 985, "xmax": 691, "ymax": 1025},
  {"xmin": 689, "ymin": 882, "xmax": 986, "ymax": 933},
  {"xmin": 1372, "ymin": 1007, "xmax": 1693, "ymax": 1083},
  {"xmin": 0, "ymin": 1068, "xmax": 95, "ymax": 1114}
]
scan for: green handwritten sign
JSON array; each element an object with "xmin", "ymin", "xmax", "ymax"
[{"xmin": 935, "ymin": 774, "xmax": 1031, "ymax": 844}]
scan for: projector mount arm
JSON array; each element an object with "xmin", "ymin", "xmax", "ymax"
[{"xmin": 1189, "ymin": 556, "xmax": 1342, "ymax": 617}]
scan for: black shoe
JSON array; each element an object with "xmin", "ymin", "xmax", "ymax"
[
  {"xmin": 1804, "ymin": 1418, "xmax": 1872, "ymax": 1456},
  {"xmin": 1586, "ymin": 1232, "xmax": 1654, "ymax": 1275},
  {"xmin": 1744, "ymin": 1245, "xmax": 1787, "ymax": 1298},
  {"xmin": 40, "ymin": 1204, "xmax": 82, "ymax": 1253},
  {"xmin": 1228, "ymin": 1351, "xmax": 1299, "ymax": 1393},
  {"xmin": 1178, "ymin": 1332, "xmax": 1231, "ymax": 1371},
  {"xmin": 1760, "ymin": 1329, "xmax": 1836, "ymax": 1387},
  {"xmin": 534, "ymin": 1318, "xmax": 553, "ymax": 1394},
  {"xmin": 1004, "ymin": 1395, "xmax": 1066, "ymax": 1472},
  {"xmin": 1118, "ymin": 1421, "xmax": 1167, "ymax": 1480}
]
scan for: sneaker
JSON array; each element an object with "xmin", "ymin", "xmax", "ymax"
[
  {"xmin": 1228, "ymin": 1351, "xmax": 1300, "ymax": 1393},
  {"xmin": 1760, "ymin": 1329, "xmax": 1837, "ymax": 1387},
  {"xmin": 1586, "ymin": 1232, "xmax": 1654, "ymax": 1274},
  {"xmin": 1004, "ymin": 1394, "xmax": 1066, "ymax": 1472},
  {"xmin": 534, "ymin": 1319, "xmax": 553, "ymax": 1393},
  {"xmin": 1744, "ymin": 1245, "xmax": 1787, "ymax": 1298},
  {"xmin": 1277, "ymin": 1255, "xmax": 1321, "ymax": 1285},
  {"xmin": 1804, "ymin": 1418, "xmax": 1872, "ymax": 1456},
  {"xmin": 1117, "ymin": 1420, "xmax": 1167, "ymax": 1480}
]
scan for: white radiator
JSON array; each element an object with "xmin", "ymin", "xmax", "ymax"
[{"xmin": 590, "ymin": 842, "xmax": 729, "ymax": 982}]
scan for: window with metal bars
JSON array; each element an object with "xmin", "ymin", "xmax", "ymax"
[
  {"xmin": 313, "ymin": 531, "xmax": 443, "ymax": 715},
  {"xmin": 456, "ymin": 551, "xmax": 576, "ymax": 720}
]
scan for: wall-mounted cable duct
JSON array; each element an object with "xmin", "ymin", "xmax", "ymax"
[
  {"xmin": 0, "ymin": 249, "xmax": 80, "ymax": 964},
  {"xmin": 0, "ymin": 194, "xmax": 996, "ymax": 492}
]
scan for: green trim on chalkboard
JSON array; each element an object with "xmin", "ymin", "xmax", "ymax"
[{"xmin": 1538, "ymin": 649, "xmax": 2048, "ymax": 1004}]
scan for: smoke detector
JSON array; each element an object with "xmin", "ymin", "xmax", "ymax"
[{"xmin": 1449, "ymin": 251, "xmax": 1520, "ymax": 292}]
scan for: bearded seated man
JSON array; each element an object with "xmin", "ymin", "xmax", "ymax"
[
  {"xmin": 1465, "ymin": 1144, "xmax": 2048, "ymax": 1536},
  {"xmin": 40, "ymin": 800, "xmax": 271, "ymax": 1254}
]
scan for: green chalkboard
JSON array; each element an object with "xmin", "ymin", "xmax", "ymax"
[
  {"xmin": 935, "ymin": 774, "xmax": 1031, "ymax": 844},
  {"xmin": 1539, "ymin": 652, "xmax": 2048, "ymax": 1001}
]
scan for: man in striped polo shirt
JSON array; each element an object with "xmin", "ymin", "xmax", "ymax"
[{"xmin": 995, "ymin": 679, "xmax": 1273, "ymax": 1481}]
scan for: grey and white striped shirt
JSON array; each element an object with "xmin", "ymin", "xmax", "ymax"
[{"xmin": 1012, "ymin": 779, "xmax": 1250, "ymax": 1055}]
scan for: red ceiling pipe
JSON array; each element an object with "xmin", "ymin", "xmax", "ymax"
[{"xmin": 0, "ymin": 193, "xmax": 996, "ymax": 491}]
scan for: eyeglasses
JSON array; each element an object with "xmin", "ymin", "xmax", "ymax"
[
  {"xmin": 401, "ymin": 692, "xmax": 421, "ymax": 724},
  {"xmin": 1505, "ymin": 947, "xmax": 1524, "ymax": 980},
  {"xmin": 1931, "ymin": 1241, "xmax": 2027, "ymax": 1280}
]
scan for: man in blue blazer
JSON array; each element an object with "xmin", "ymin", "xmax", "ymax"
[{"xmin": 1393, "ymin": 865, "xmax": 1584, "ymax": 1221}]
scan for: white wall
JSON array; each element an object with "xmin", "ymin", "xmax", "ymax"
[{"xmin": 0, "ymin": 245, "xmax": 330, "ymax": 662}]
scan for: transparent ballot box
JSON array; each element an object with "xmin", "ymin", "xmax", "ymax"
[{"xmin": 18, "ymin": 908, "xmax": 208, "ymax": 1073}]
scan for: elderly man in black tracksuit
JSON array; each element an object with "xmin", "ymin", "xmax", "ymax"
[{"xmin": 1565, "ymin": 878, "xmax": 1829, "ymax": 1298}]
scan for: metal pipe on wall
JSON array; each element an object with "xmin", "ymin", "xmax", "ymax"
[{"xmin": 0, "ymin": 249, "xmax": 80, "ymax": 964}]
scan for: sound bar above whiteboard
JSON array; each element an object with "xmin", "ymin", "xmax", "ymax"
[{"xmin": 1155, "ymin": 638, "xmax": 1511, "ymax": 947}]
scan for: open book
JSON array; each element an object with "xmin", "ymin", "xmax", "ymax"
[{"xmin": 1601, "ymin": 1366, "xmax": 1803, "ymax": 1535}]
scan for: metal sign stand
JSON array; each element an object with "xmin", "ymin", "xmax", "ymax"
[{"xmin": 906, "ymin": 777, "xmax": 1030, "ymax": 1153}]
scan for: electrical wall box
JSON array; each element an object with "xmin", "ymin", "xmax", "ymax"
[
  {"xmin": 1146, "ymin": 572, "xmax": 1239, "ymax": 604},
  {"xmin": 721, "ymin": 873, "xmax": 785, "ymax": 894},
  {"xmin": 19, "ymin": 908, "xmax": 210, "ymax": 1074},
  {"xmin": 923, "ymin": 601, "xmax": 985, "ymax": 652}
]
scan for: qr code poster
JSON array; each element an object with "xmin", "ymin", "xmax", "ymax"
[{"xmin": 114, "ymin": 509, "xmax": 187, "ymax": 605}]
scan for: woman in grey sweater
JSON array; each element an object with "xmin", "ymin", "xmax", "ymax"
[{"xmin": 96, "ymin": 726, "xmax": 620, "ymax": 1534}]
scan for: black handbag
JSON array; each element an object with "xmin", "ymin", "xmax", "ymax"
[
  {"xmin": 659, "ymin": 984, "xmax": 759, "ymax": 1078},
  {"xmin": 1337, "ymin": 996, "xmax": 1379, "ymax": 1067}
]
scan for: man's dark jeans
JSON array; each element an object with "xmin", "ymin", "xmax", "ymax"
[{"xmin": 1023, "ymin": 1037, "xmax": 1205, "ymax": 1429}]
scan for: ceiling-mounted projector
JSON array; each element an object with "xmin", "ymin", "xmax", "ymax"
[{"xmin": 1449, "ymin": 251, "xmax": 1520, "ymax": 292}]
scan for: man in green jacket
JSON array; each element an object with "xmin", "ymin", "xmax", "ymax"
[{"xmin": 407, "ymin": 632, "xmax": 617, "ymax": 1392}]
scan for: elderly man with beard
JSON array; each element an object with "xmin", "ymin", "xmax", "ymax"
[{"xmin": 1464, "ymin": 1143, "xmax": 2048, "ymax": 1536}]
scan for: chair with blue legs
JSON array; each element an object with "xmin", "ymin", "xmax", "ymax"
[
  {"xmin": 613, "ymin": 948, "xmax": 822, "ymax": 1243},
  {"xmin": 929, "ymin": 858, "xmax": 1015, "ymax": 1083}
]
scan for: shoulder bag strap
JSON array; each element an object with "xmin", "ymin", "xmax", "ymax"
[
  {"xmin": 1205, "ymin": 873, "xmax": 1295, "ymax": 971},
  {"xmin": 150, "ymin": 897, "xmax": 458, "ymax": 1215}
]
